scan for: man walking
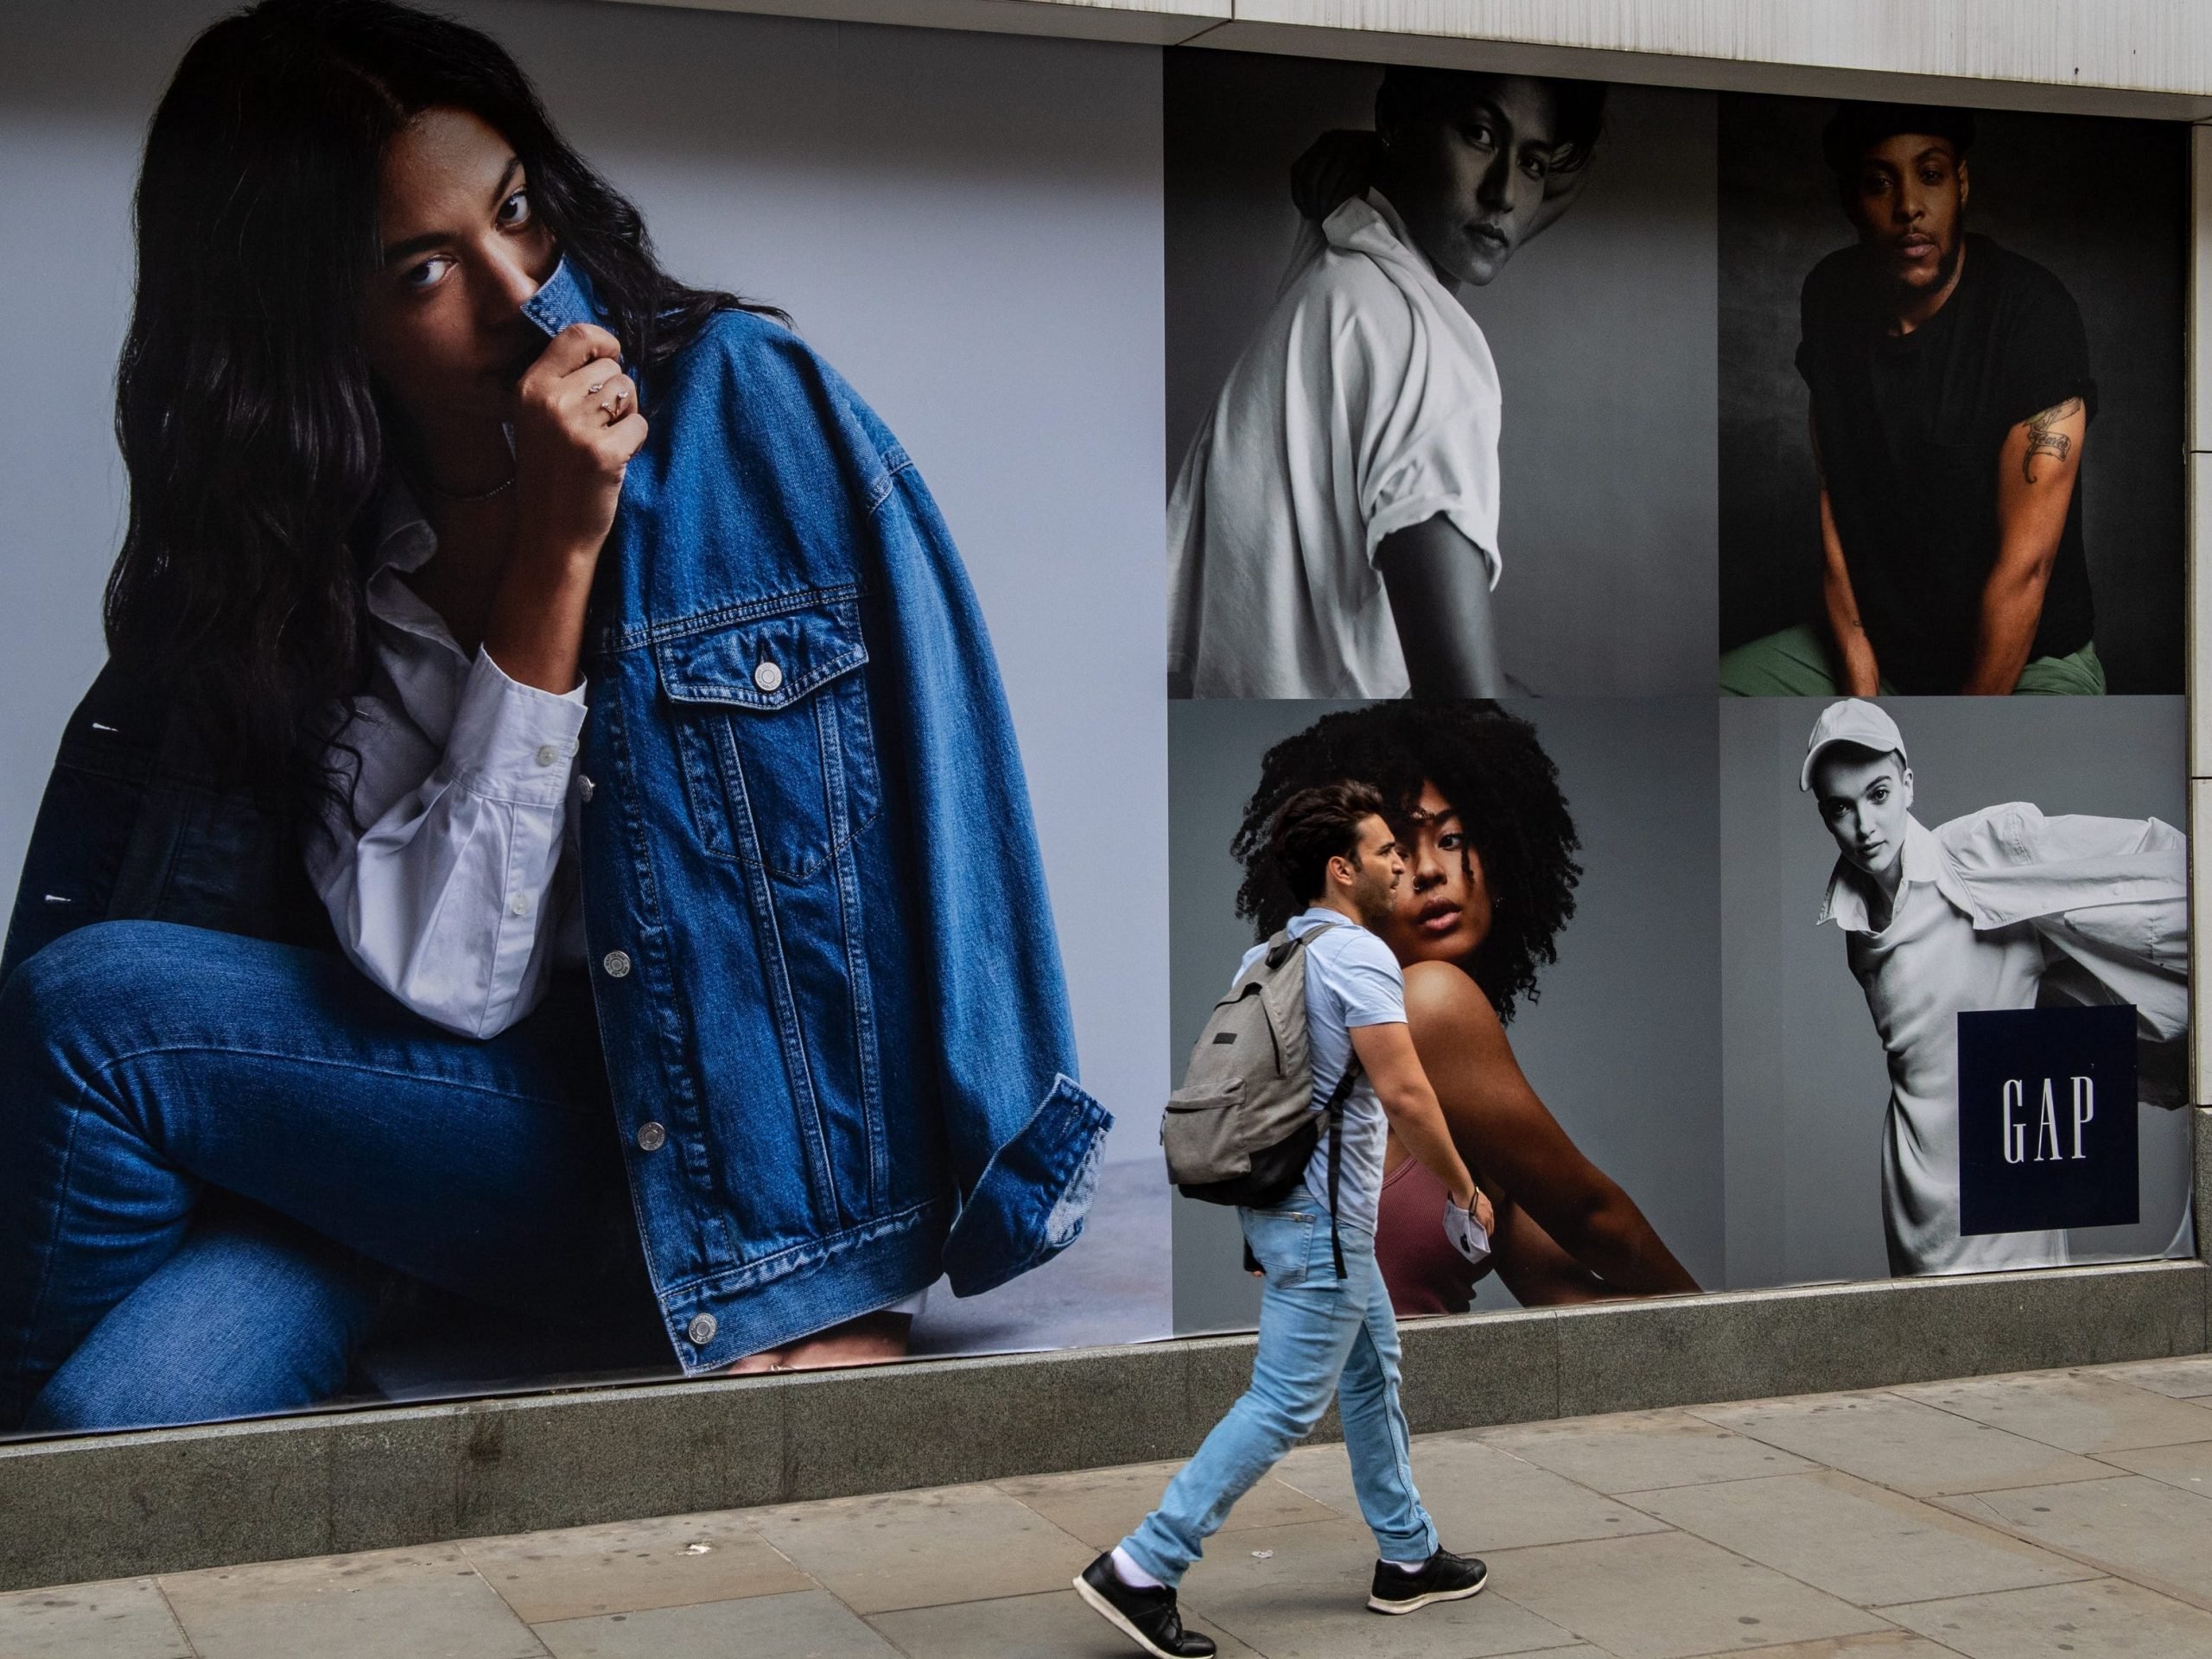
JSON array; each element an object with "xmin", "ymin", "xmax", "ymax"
[
  {"xmin": 1077, "ymin": 782, "xmax": 1491, "ymax": 1657},
  {"xmin": 1722, "ymin": 102, "xmax": 2103, "ymax": 696}
]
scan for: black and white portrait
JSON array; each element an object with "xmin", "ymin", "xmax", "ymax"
[
  {"xmin": 1719, "ymin": 96, "xmax": 2186, "ymax": 696},
  {"xmin": 1165, "ymin": 53, "xmax": 1718, "ymax": 700},
  {"xmin": 1720, "ymin": 696, "xmax": 2192, "ymax": 1287}
]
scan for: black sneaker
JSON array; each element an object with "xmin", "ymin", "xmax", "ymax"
[
  {"xmin": 1075, "ymin": 1552, "xmax": 1217, "ymax": 1658},
  {"xmin": 1367, "ymin": 1547, "xmax": 1489, "ymax": 1614}
]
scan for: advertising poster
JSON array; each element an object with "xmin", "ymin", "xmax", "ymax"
[{"xmin": 0, "ymin": 3, "xmax": 2194, "ymax": 1443}]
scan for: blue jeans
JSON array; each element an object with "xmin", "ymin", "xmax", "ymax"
[
  {"xmin": 0, "ymin": 921, "xmax": 662, "ymax": 1433},
  {"xmin": 1121, "ymin": 1190, "xmax": 1437, "ymax": 1585}
]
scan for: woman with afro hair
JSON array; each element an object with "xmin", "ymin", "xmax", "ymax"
[{"xmin": 1232, "ymin": 702, "xmax": 1699, "ymax": 1309}]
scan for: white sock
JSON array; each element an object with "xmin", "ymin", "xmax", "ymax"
[
  {"xmin": 1388, "ymin": 1556, "xmax": 1429, "ymax": 1574},
  {"xmin": 1110, "ymin": 1546, "xmax": 1165, "ymax": 1590}
]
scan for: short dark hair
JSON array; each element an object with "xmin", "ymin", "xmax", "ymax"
[
  {"xmin": 1821, "ymin": 101, "xmax": 1975, "ymax": 183},
  {"xmin": 1376, "ymin": 67, "xmax": 1607, "ymax": 175},
  {"xmin": 1269, "ymin": 781, "xmax": 1389, "ymax": 906}
]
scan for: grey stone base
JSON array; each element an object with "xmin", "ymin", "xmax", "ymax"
[{"xmin": 1, "ymin": 1256, "xmax": 2202, "ymax": 1592}]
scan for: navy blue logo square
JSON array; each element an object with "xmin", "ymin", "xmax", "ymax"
[{"xmin": 1957, "ymin": 1005, "xmax": 2137, "ymax": 1236}]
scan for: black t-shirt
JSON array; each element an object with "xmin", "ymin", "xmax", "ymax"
[{"xmin": 1796, "ymin": 233, "xmax": 2097, "ymax": 692}]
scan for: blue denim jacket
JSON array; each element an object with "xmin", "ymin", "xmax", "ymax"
[{"xmin": 3, "ymin": 263, "xmax": 1110, "ymax": 1370}]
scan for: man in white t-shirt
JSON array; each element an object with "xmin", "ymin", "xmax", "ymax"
[
  {"xmin": 1166, "ymin": 69, "xmax": 1604, "ymax": 699},
  {"xmin": 1077, "ymin": 783, "xmax": 1491, "ymax": 1657},
  {"xmin": 1803, "ymin": 699, "xmax": 2189, "ymax": 1275}
]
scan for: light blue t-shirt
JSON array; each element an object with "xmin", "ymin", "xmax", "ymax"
[{"xmin": 1230, "ymin": 906, "xmax": 1405, "ymax": 1233}]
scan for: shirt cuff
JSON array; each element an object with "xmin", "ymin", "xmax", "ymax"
[{"xmin": 445, "ymin": 648, "xmax": 588, "ymax": 807}]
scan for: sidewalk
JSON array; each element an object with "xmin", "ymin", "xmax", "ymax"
[{"xmin": 9, "ymin": 1356, "xmax": 2212, "ymax": 1658}]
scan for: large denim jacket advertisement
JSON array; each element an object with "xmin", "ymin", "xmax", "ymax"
[{"xmin": 2, "ymin": 259, "xmax": 1111, "ymax": 1372}]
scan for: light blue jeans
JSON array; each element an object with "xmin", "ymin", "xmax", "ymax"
[{"xmin": 1121, "ymin": 1189, "xmax": 1437, "ymax": 1585}]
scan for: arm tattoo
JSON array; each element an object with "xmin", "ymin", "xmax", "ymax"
[{"xmin": 2022, "ymin": 396, "xmax": 2083, "ymax": 483}]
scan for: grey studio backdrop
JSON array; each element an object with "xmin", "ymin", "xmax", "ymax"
[
  {"xmin": 1168, "ymin": 699, "xmax": 1725, "ymax": 1334},
  {"xmin": 1163, "ymin": 53, "xmax": 1718, "ymax": 698},
  {"xmin": 1718, "ymin": 95, "xmax": 2188, "ymax": 693},
  {"xmin": 0, "ymin": 0, "xmax": 1171, "ymax": 1357},
  {"xmin": 1719, "ymin": 696, "xmax": 2194, "ymax": 1290}
]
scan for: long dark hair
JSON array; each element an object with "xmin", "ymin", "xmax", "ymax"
[
  {"xmin": 107, "ymin": 0, "xmax": 773, "ymax": 807},
  {"xmin": 1230, "ymin": 702, "xmax": 1581, "ymax": 1024}
]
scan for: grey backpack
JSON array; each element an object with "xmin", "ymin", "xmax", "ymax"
[{"xmin": 1162, "ymin": 924, "xmax": 1359, "ymax": 1276}]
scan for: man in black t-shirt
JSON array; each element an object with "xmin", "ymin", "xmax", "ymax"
[{"xmin": 1721, "ymin": 103, "xmax": 2103, "ymax": 696}]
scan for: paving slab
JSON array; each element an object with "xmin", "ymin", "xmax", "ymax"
[
  {"xmin": 159, "ymin": 1544, "xmax": 544, "ymax": 1659},
  {"xmin": 2098, "ymin": 1356, "xmax": 2212, "ymax": 1399},
  {"xmin": 871, "ymin": 1585, "xmax": 1260, "ymax": 1658},
  {"xmin": 1694, "ymin": 1390, "xmax": 2117, "ymax": 1496},
  {"xmin": 534, "ymin": 1589, "xmax": 896, "ymax": 1658},
  {"xmin": 1884, "ymin": 1574, "xmax": 2212, "ymax": 1658},
  {"xmin": 747, "ymin": 1483, "xmax": 1092, "ymax": 1615},
  {"xmin": 1175, "ymin": 1515, "xmax": 1582, "ymax": 1658},
  {"xmin": 1274, "ymin": 1433, "xmax": 1671, "ymax": 1551},
  {"xmin": 0, "ymin": 1576, "xmax": 192, "ymax": 1659},
  {"xmin": 1684, "ymin": 1636, "xmax": 1956, "ymax": 1658},
  {"xmin": 461, "ymin": 1512, "xmax": 809, "ymax": 1623},
  {"xmin": 1480, "ymin": 1409, "xmax": 1820, "ymax": 1496},
  {"xmin": 997, "ymin": 1460, "xmax": 1339, "ymax": 1550},
  {"xmin": 1480, "ymin": 1529, "xmax": 1896, "ymax": 1659},
  {"xmin": 1894, "ymin": 1371, "xmax": 2212, "ymax": 1454},
  {"xmin": 2094, "ymin": 1436, "xmax": 2212, "ymax": 1497},
  {"xmin": 1942, "ymin": 1474, "xmax": 2212, "ymax": 1610},
  {"xmin": 1626, "ymin": 1469, "xmax": 2094, "ymax": 1607}
]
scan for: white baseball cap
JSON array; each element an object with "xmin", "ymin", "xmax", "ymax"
[{"xmin": 1800, "ymin": 699, "xmax": 1908, "ymax": 791}]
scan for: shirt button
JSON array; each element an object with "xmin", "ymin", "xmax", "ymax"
[
  {"xmin": 535, "ymin": 743, "xmax": 559, "ymax": 766},
  {"xmin": 508, "ymin": 893, "xmax": 531, "ymax": 917},
  {"xmin": 753, "ymin": 660, "xmax": 784, "ymax": 693},
  {"xmin": 578, "ymin": 774, "xmax": 595, "ymax": 802},
  {"xmin": 686, "ymin": 1313, "xmax": 717, "ymax": 1346},
  {"xmin": 636, "ymin": 1121, "xmax": 666, "ymax": 1152},
  {"xmin": 601, "ymin": 950, "xmax": 631, "ymax": 978}
]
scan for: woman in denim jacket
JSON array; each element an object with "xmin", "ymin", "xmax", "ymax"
[{"xmin": 0, "ymin": 0, "xmax": 1107, "ymax": 1433}]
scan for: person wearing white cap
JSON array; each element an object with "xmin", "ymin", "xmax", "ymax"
[{"xmin": 1802, "ymin": 699, "xmax": 2188, "ymax": 1275}]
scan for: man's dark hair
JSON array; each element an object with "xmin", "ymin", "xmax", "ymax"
[
  {"xmin": 1821, "ymin": 101, "xmax": 1975, "ymax": 184},
  {"xmin": 1269, "ymin": 781, "xmax": 1389, "ymax": 906},
  {"xmin": 1376, "ymin": 67, "xmax": 1607, "ymax": 175},
  {"xmin": 1233, "ymin": 704, "xmax": 1580, "ymax": 1025}
]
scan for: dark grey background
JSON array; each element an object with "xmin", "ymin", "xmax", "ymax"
[
  {"xmin": 1718, "ymin": 95, "xmax": 2187, "ymax": 692},
  {"xmin": 1165, "ymin": 53, "xmax": 1718, "ymax": 698},
  {"xmin": 1719, "ymin": 696, "xmax": 2192, "ymax": 1288},
  {"xmin": 1169, "ymin": 700, "xmax": 1725, "ymax": 1334}
]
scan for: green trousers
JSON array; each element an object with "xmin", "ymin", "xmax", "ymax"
[{"xmin": 1718, "ymin": 622, "xmax": 2106, "ymax": 696}]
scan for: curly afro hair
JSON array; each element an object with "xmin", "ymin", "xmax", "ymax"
[{"xmin": 1229, "ymin": 702, "xmax": 1581, "ymax": 1025}]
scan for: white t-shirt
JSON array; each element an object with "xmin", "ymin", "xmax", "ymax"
[
  {"xmin": 1231, "ymin": 907, "xmax": 1406, "ymax": 1235},
  {"xmin": 1166, "ymin": 191, "xmax": 1503, "ymax": 699}
]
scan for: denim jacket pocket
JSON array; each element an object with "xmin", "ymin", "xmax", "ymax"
[{"xmin": 654, "ymin": 595, "xmax": 884, "ymax": 881}]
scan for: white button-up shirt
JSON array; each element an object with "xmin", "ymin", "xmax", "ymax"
[
  {"xmin": 1818, "ymin": 805, "xmax": 2189, "ymax": 1274},
  {"xmin": 303, "ymin": 492, "xmax": 588, "ymax": 1039}
]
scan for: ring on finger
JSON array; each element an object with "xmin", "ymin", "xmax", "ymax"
[{"xmin": 586, "ymin": 378, "xmax": 607, "ymax": 396}]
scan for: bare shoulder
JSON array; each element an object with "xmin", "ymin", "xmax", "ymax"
[{"xmin": 1402, "ymin": 960, "xmax": 1507, "ymax": 1045}]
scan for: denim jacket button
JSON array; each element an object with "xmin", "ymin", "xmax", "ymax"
[
  {"xmin": 636, "ymin": 1121, "xmax": 666, "ymax": 1152},
  {"xmin": 578, "ymin": 773, "xmax": 595, "ymax": 802},
  {"xmin": 753, "ymin": 660, "xmax": 784, "ymax": 693},
  {"xmin": 686, "ymin": 1313, "xmax": 717, "ymax": 1346},
  {"xmin": 601, "ymin": 950, "xmax": 632, "ymax": 978}
]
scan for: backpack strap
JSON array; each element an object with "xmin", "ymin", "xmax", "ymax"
[{"xmin": 1320, "ymin": 1056, "xmax": 1360, "ymax": 1280}]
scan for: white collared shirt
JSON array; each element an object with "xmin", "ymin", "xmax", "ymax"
[
  {"xmin": 1817, "ymin": 806, "xmax": 2189, "ymax": 1275},
  {"xmin": 1166, "ymin": 191, "xmax": 1503, "ymax": 699},
  {"xmin": 303, "ymin": 490, "xmax": 588, "ymax": 1039}
]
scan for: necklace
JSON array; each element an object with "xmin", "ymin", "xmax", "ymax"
[{"xmin": 422, "ymin": 470, "xmax": 515, "ymax": 505}]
